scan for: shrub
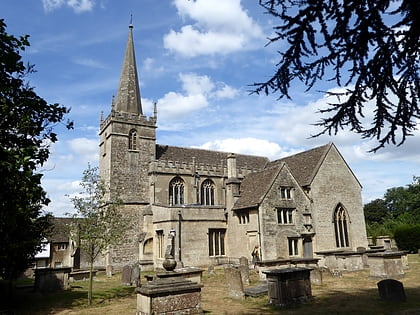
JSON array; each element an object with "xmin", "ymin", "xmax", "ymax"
[{"xmin": 394, "ymin": 225, "xmax": 420, "ymax": 253}]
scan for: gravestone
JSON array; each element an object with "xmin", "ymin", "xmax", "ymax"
[
  {"xmin": 377, "ymin": 279, "xmax": 406, "ymax": 302},
  {"xmin": 131, "ymin": 264, "xmax": 140, "ymax": 287},
  {"xmin": 310, "ymin": 268, "xmax": 323, "ymax": 285},
  {"xmin": 121, "ymin": 265, "xmax": 132, "ymax": 286},
  {"xmin": 239, "ymin": 256, "xmax": 250, "ymax": 285},
  {"xmin": 208, "ymin": 264, "xmax": 215, "ymax": 276},
  {"xmin": 224, "ymin": 265, "xmax": 244, "ymax": 299}
]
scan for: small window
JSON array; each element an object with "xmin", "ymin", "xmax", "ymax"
[
  {"xmin": 156, "ymin": 230, "xmax": 164, "ymax": 258},
  {"xmin": 54, "ymin": 262, "xmax": 62, "ymax": 268},
  {"xmin": 128, "ymin": 129, "xmax": 137, "ymax": 150},
  {"xmin": 277, "ymin": 208, "xmax": 294, "ymax": 224},
  {"xmin": 288, "ymin": 238, "xmax": 299, "ymax": 256},
  {"xmin": 209, "ymin": 229, "xmax": 225, "ymax": 256},
  {"xmin": 280, "ymin": 187, "xmax": 293, "ymax": 200},
  {"xmin": 238, "ymin": 212, "xmax": 249, "ymax": 224},
  {"xmin": 57, "ymin": 243, "xmax": 67, "ymax": 250}
]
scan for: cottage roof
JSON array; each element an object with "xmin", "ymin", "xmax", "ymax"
[
  {"xmin": 156, "ymin": 144, "xmax": 269, "ymax": 170},
  {"xmin": 48, "ymin": 217, "xmax": 73, "ymax": 243}
]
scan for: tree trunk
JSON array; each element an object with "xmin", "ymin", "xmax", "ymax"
[{"xmin": 88, "ymin": 259, "xmax": 93, "ymax": 305}]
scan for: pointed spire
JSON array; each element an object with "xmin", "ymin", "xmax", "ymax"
[{"xmin": 114, "ymin": 21, "xmax": 143, "ymax": 115}]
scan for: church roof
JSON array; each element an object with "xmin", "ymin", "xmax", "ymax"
[
  {"xmin": 114, "ymin": 24, "xmax": 143, "ymax": 115},
  {"xmin": 48, "ymin": 217, "xmax": 74, "ymax": 243},
  {"xmin": 232, "ymin": 166, "xmax": 281, "ymax": 210},
  {"xmin": 156, "ymin": 144, "xmax": 269, "ymax": 170},
  {"xmin": 233, "ymin": 143, "xmax": 332, "ymax": 210},
  {"xmin": 267, "ymin": 143, "xmax": 331, "ymax": 187}
]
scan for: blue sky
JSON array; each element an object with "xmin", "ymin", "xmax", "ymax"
[{"xmin": 2, "ymin": 0, "xmax": 419, "ymax": 216}]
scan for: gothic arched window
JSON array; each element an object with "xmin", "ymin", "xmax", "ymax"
[
  {"xmin": 334, "ymin": 205, "xmax": 350, "ymax": 248},
  {"xmin": 128, "ymin": 129, "xmax": 137, "ymax": 150},
  {"xmin": 201, "ymin": 179, "xmax": 215, "ymax": 205},
  {"xmin": 169, "ymin": 177, "xmax": 184, "ymax": 205}
]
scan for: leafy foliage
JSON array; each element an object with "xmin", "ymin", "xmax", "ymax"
[
  {"xmin": 394, "ymin": 225, "xmax": 420, "ymax": 253},
  {"xmin": 364, "ymin": 176, "xmax": 420, "ymax": 239},
  {"xmin": 253, "ymin": 0, "xmax": 420, "ymax": 151},
  {"xmin": 68, "ymin": 165, "xmax": 129, "ymax": 305},
  {"xmin": 0, "ymin": 19, "xmax": 72, "ymax": 282}
]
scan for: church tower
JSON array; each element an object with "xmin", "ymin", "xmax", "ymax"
[{"xmin": 99, "ymin": 23, "xmax": 156, "ymax": 266}]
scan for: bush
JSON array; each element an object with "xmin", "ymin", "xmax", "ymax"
[{"xmin": 394, "ymin": 225, "xmax": 420, "ymax": 253}]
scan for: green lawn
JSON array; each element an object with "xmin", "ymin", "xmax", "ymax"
[{"xmin": 1, "ymin": 255, "xmax": 420, "ymax": 314}]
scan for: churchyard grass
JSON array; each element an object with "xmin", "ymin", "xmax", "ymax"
[{"xmin": 1, "ymin": 255, "xmax": 420, "ymax": 314}]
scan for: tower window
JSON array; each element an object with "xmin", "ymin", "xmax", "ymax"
[
  {"xmin": 334, "ymin": 205, "xmax": 350, "ymax": 248},
  {"xmin": 169, "ymin": 177, "xmax": 185, "ymax": 205},
  {"xmin": 128, "ymin": 129, "xmax": 137, "ymax": 150},
  {"xmin": 201, "ymin": 179, "xmax": 215, "ymax": 205}
]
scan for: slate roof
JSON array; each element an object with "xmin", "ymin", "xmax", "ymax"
[
  {"xmin": 232, "ymin": 165, "xmax": 282, "ymax": 210},
  {"xmin": 48, "ymin": 217, "xmax": 73, "ymax": 243},
  {"xmin": 267, "ymin": 143, "xmax": 331, "ymax": 187},
  {"xmin": 156, "ymin": 144, "xmax": 269, "ymax": 170},
  {"xmin": 233, "ymin": 143, "xmax": 332, "ymax": 210}
]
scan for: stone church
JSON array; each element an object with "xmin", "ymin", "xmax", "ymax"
[{"xmin": 99, "ymin": 25, "xmax": 368, "ymax": 270}]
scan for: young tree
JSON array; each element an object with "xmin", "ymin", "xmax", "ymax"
[
  {"xmin": 69, "ymin": 165, "xmax": 128, "ymax": 306},
  {"xmin": 0, "ymin": 19, "xmax": 72, "ymax": 289},
  {"xmin": 253, "ymin": 0, "xmax": 419, "ymax": 152}
]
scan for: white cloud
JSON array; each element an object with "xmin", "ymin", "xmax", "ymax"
[
  {"xmin": 156, "ymin": 73, "xmax": 238, "ymax": 126},
  {"xmin": 68, "ymin": 137, "xmax": 99, "ymax": 164},
  {"xmin": 198, "ymin": 137, "xmax": 285, "ymax": 160},
  {"xmin": 42, "ymin": 0, "xmax": 94, "ymax": 13},
  {"xmin": 164, "ymin": 0, "xmax": 264, "ymax": 57},
  {"xmin": 72, "ymin": 57, "xmax": 107, "ymax": 69}
]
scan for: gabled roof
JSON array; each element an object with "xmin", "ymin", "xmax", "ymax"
[
  {"xmin": 156, "ymin": 144, "xmax": 269, "ymax": 170},
  {"xmin": 232, "ymin": 165, "xmax": 282, "ymax": 210},
  {"xmin": 48, "ymin": 217, "xmax": 73, "ymax": 243},
  {"xmin": 268, "ymin": 143, "xmax": 331, "ymax": 187}
]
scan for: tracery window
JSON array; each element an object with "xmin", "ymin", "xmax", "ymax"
[
  {"xmin": 334, "ymin": 205, "xmax": 350, "ymax": 248},
  {"xmin": 128, "ymin": 129, "xmax": 137, "ymax": 150},
  {"xmin": 201, "ymin": 179, "xmax": 215, "ymax": 205},
  {"xmin": 169, "ymin": 177, "xmax": 184, "ymax": 205}
]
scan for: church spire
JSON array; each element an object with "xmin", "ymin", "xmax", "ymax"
[{"xmin": 114, "ymin": 22, "xmax": 143, "ymax": 115}]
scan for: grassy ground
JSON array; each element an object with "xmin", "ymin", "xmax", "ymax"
[{"xmin": 2, "ymin": 255, "xmax": 420, "ymax": 314}]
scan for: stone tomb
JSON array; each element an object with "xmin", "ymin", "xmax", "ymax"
[
  {"xmin": 263, "ymin": 267, "xmax": 313, "ymax": 307},
  {"xmin": 367, "ymin": 251, "xmax": 407, "ymax": 278},
  {"xmin": 136, "ymin": 277, "xmax": 202, "ymax": 315}
]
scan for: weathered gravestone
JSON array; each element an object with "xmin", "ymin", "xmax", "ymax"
[
  {"xmin": 239, "ymin": 256, "xmax": 250, "ymax": 286},
  {"xmin": 224, "ymin": 265, "xmax": 244, "ymax": 299},
  {"xmin": 207, "ymin": 264, "xmax": 215, "ymax": 276},
  {"xmin": 131, "ymin": 264, "xmax": 140, "ymax": 287},
  {"xmin": 121, "ymin": 264, "xmax": 132, "ymax": 286},
  {"xmin": 377, "ymin": 279, "xmax": 406, "ymax": 302}
]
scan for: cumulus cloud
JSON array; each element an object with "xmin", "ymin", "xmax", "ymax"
[
  {"xmin": 42, "ymin": 0, "xmax": 94, "ymax": 13},
  {"xmin": 68, "ymin": 137, "xmax": 99, "ymax": 164},
  {"xmin": 156, "ymin": 73, "xmax": 239, "ymax": 125},
  {"xmin": 164, "ymin": 0, "xmax": 264, "ymax": 57},
  {"xmin": 198, "ymin": 137, "xmax": 286, "ymax": 160}
]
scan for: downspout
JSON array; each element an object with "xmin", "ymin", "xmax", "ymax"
[{"xmin": 257, "ymin": 206, "xmax": 263, "ymax": 261}]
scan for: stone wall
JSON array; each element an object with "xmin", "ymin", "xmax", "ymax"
[{"xmin": 309, "ymin": 146, "xmax": 368, "ymax": 252}]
